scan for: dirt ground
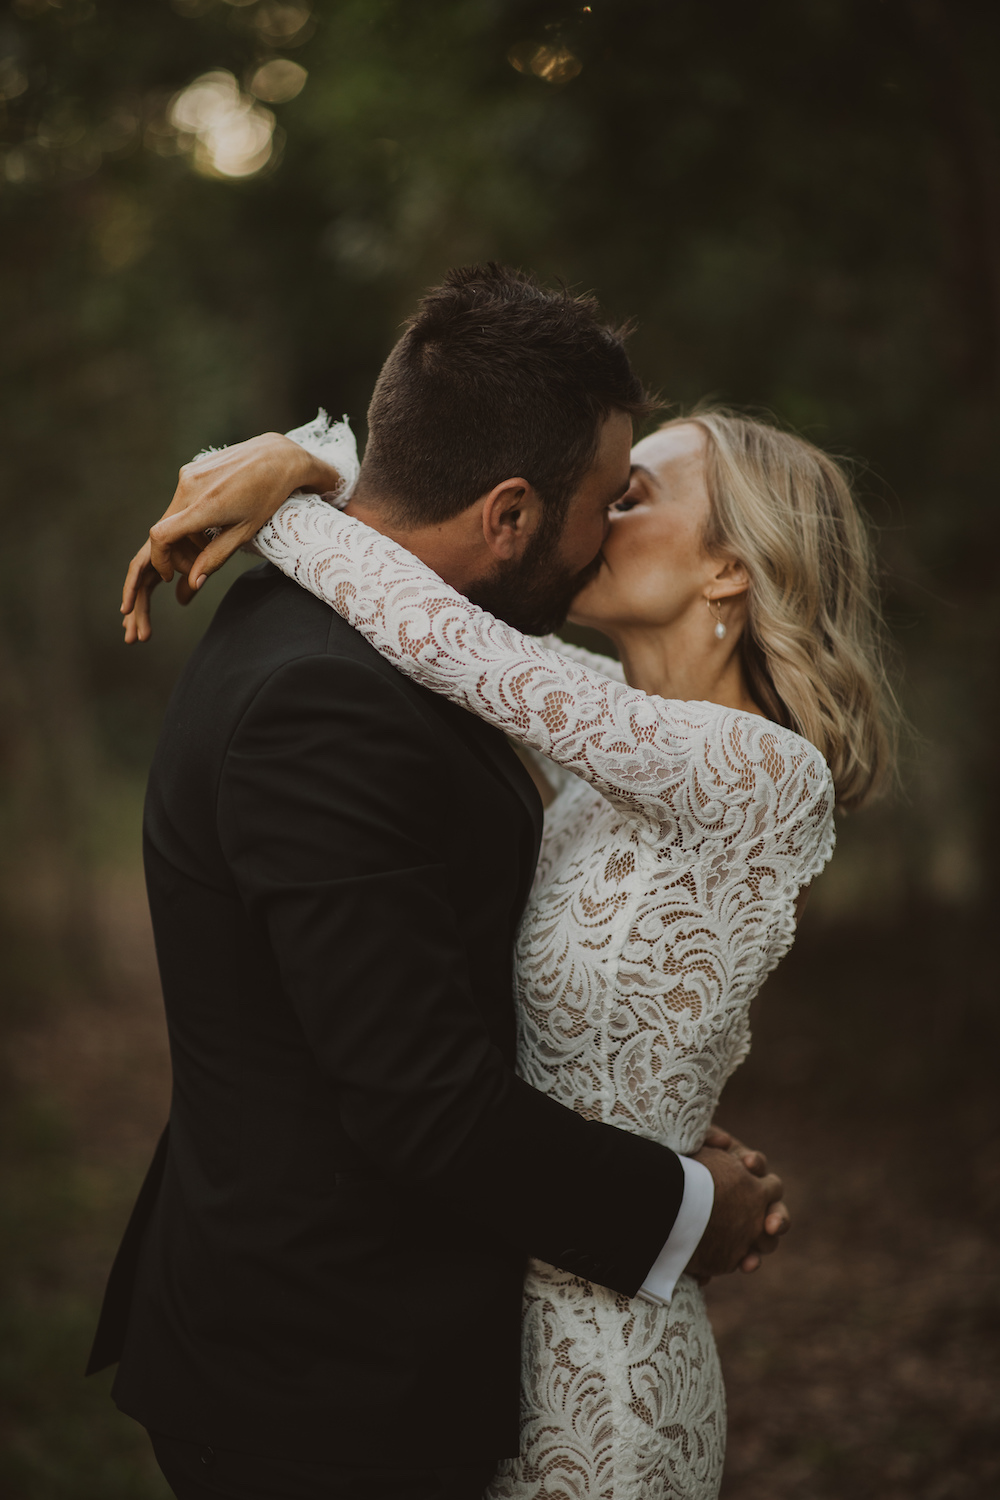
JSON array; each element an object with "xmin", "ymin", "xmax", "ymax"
[{"xmin": 4, "ymin": 873, "xmax": 998, "ymax": 1499}]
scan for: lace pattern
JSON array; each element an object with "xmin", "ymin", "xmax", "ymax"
[
  {"xmin": 253, "ymin": 487, "xmax": 836, "ymax": 1498},
  {"xmin": 491, "ymin": 1270, "xmax": 726, "ymax": 1500},
  {"xmin": 281, "ymin": 410, "xmax": 361, "ymax": 499}
]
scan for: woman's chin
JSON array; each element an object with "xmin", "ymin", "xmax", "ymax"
[
  {"xmin": 568, "ymin": 575, "xmax": 608, "ymax": 628},
  {"xmin": 566, "ymin": 604, "xmax": 599, "ymax": 629}
]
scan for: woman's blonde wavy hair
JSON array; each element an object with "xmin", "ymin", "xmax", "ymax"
[{"xmin": 662, "ymin": 408, "xmax": 898, "ymax": 811}]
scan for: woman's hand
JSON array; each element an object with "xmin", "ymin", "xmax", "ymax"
[{"xmin": 121, "ymin": 432, "xmax": 342, "ymax": 642}]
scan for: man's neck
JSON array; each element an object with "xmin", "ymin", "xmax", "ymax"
[{"xmin": 344, "ymin": 492, "xmax": 487, "ymax": 596}]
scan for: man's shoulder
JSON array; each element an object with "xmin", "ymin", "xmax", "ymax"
[
  {"xmin": 163, "ymin": 563, "xmax": 509, "ymax": 784},
  {"xmin": 180, "ymin": 563, "xmax": 435, "ymax": 730},
  {"xmin": 212, "ymin": 562, "xmax": 375, "ymax": 667},
  {"xmin": 190, "ymin": 561, "xmax": 416, "ymax": 695}
]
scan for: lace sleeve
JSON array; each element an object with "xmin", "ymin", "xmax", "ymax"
[
  {"xmin": 213, "ymin": 411, "xmax": 361, "ymax": 517},
  {"xmin": 533, "ymin": 638, "xmax": 623, "ymax": 803},
  {"xmin": 282, "ymin": 410, "xmax": 361, "ymax": 499},
  {"xmin": 539, "ymin": 635, "xmax": 626, "ymax": 683},
  {"xmin": 254, "ymin": 494, "xmax": 836, "ymax": 872}
]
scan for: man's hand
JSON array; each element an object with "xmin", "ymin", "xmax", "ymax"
[
  {"xmin": 699, "ymin": 1122, "xmax": 788, "ymax": 1273},
  {"xmin": 686, "ymin": 1131, "xmax": 789, "ymax": 1282},
  {"xmin": 121, "ymin": 433, "xmax": 341, "ymax": 643}
]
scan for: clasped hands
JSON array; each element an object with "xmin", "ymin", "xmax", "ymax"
[{"xmin": 686, "ymin": 1125, "xmax": 790, "ymax": 1284}]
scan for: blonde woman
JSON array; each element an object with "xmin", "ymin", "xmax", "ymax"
[{"xmin": 125, "ymin": 407, "xmax": 893, "ymax": 1499}]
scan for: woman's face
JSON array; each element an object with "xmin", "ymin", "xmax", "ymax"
[{"xmin": 569, "ymin": 422, "xmax": 723, "ymax": 632}]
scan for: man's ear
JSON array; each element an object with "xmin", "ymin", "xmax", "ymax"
[
  {"xmin": 481, "ymin": 478, "xmax": 544, "ymax": 561},
  {"xmin": 704, "ymin": 556, "xmax": 750, "ymax": 601}
]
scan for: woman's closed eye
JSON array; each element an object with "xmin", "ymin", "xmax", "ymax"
[{"xmin": 611, "ymin": 494, "xmax": 641, "ymax": 513}]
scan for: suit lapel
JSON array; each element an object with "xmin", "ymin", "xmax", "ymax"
[
  {"xmin": 460, "ymin": 716, "xmax": 544, "ymax": 927},
  {"xmin": 415, "ymin": 687, "xmax": 544, "ymax": 922},
  {"xmin": 467, "ymin": 720, "xmax": 544, "ymax": 849}
]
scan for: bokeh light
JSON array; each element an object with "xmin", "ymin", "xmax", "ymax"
[
  {"xmin": 168, "ymin": 70, "xmax": 276, "ymax": 179},
  {"xmin": 250, "ymin": 59, "xmax": 308, "ymax": 104},
  {"xmin": 507, "ymin": 41, "xmax": 583, "ymax": 85},
  {"xmin": 0, "ymin": 57, "xmax": 29, "ymax": 102},
  {"xmin": 252, "ymin": 2, "xmax": 314, "ymax": 46}
]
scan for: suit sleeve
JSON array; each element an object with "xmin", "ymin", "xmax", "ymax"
[{"xmin": 217, "ymin": 652, "xmax": 684, "ymax": 1295}]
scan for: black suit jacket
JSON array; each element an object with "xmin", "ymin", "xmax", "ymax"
[{"xmin": 89, "ymin": 563, "xmax": 684, "ymax": 1462}]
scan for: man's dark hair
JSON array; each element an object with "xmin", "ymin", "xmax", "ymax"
[{"xmin": 357, "ymin": 263, "xmax": 657, "ymax": 526}]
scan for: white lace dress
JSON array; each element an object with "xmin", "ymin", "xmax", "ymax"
[{"xmin": 250, "ymin": 458, "xmax": 836, "ymax": 1499}]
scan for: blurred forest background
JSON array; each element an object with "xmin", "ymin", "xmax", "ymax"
[{"xmin": 1, "ymin": 1, "xmax": 998, "ymax": 1496}]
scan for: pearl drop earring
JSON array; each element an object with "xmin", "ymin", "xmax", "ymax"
[{"xmin": 708, "ymin": 598, "xmax": 727, "ymax": 640}]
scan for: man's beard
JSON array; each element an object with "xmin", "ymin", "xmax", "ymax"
[{"xmin": 466, "ymin": 520, "xmax": 603, "ymax": 636}]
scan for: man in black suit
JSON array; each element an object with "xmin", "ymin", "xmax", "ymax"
[{"xmin": 101, "ymin": 265, "xmax": 787, "ymax": 1499}]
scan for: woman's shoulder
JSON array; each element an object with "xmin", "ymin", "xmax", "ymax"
[
  {"xmin": 686, "ymin": 699, "xmax": 827, "ymax": 760},
  {"xmin": 656, "ymin": 702, "xmax": 835, "ymax": 885},
  {"xmin": 679, "ymin": 700, "xmax": 834, "ymax": 810}
]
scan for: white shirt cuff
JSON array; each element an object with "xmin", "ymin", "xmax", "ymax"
[{"xmin": 637, "ymin": 1156, "xmax": 715, "ymax": 1306}]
